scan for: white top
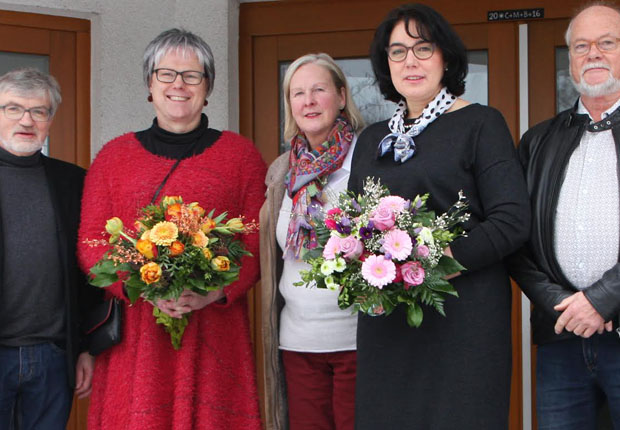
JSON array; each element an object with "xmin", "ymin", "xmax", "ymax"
[
  {"xmin": 554, "ymin": 98, "xmax": 620, "ymax": 289},
  {"xmin": 276, "ymin": 137, "xmax": 357, "ymax": 352}
]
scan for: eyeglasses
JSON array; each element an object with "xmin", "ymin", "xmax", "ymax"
[
  {"xmin": 153, "ymin": 68, "xmax": 205, "ymax": 85},
  {"xmin": 570, "ymin": 36, "xmax": 620, "ymax": 56},
  {"xmin": 386, "ymin": 42, "xmax": 435, "ymax": 62},
  {"xmin": 0, "ymin": 104, "xmax": 51, "ymax": 122}
]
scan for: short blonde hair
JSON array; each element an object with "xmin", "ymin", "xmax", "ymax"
[{"xmin": 282, "ymin": 53, "xmax": 365, "ymax": 142}]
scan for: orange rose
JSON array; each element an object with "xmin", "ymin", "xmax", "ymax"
[
  {"xmin": 201, "ymin": 218, "xmax": 216, "ymax": 234},
  {"xmin": 190, "ymin": 203, "xmax": 205, "ymax": 218},
  {"xmin": 192, "ymin": 231, "xmax": 209, "ymax": 248},
  {"xmin": 202, "ymin": 247, "xmax": 213, "ymax": 260},
  {"xmin": 169, "ymin": 240, "xmax": 185, "ymax": 257},
  {"xmin": 140, "ymin": 262, "xmax": 162, "ymax": 284},
  {"xmin": 211, "ymin": 256, "xmax": 230, "ymax": 272},
  {"xmin": 165, "ymin": 203, "xmax": 182, "ymax": 221},
  {"xmin": 136, "ymin": 239, "xmax": 157, "ymax": 259}
]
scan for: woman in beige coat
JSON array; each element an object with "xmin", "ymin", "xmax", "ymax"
[{"xmin": 259, "ymin": 53, "xmax": 365, "ymax": 430}]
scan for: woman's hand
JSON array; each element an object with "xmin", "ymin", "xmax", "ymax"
[
  {"xmin": 443, "ymin": 246, "xmax": 461, "ymax": 280},
  {"xmin": 155, "ymin": 289, "xmax": 226, "ymax": 319}
]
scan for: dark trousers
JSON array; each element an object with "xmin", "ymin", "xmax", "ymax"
[
  {"xmin": 282, "ymin": 350, "xmax": 356, "ymax": 430},
  {"xmin": 536, "ymin": 334, "xmax": 620, "ymax": 430},
  {"xmin": 0, "ymin": 343, "xmax": 71, "ymax": 430}
]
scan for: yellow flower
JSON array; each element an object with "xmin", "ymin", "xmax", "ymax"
[
  {"xmin": 225, "ymin": 218, "xmax": 245, "ymax": 233},
  {"xmin": 192, "ymin": 230, "xmax": 209, "ymax": 248},
  {"xmin": 140, "ymin": 230, "xmax": 151, "ymax": 240},
  {"xmin": 202, "ymin": 247, "xmax": 213, "ymax": 260},
  {"xmin": 105, "ymin": 216, "xmax": 123, "ymax": 235},
  {"xmin": 149, "ymin": 221, "xmax": 178, "ymax": 246},
  {"xmin": 201, "ymin": 218, "xmax": 216, "ymax": 234},
  {"xmin": 140, "ymin": 262, "xmax": 162, "ymax": 284},
  {"xmin": 211, "ymin": 256, "xmax": 230, "ymax": 272},
  {"xmin": 162, "ymin": 196, "xmax": 183, "ymax": 207},
  {"xmin": 136, "ymin": 239, "xmax": 157, "ymax": 259}
]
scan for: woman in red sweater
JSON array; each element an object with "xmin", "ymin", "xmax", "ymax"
[{"xmin": 77, "ymin": 29, "xmax": 266, "ymax": 430}]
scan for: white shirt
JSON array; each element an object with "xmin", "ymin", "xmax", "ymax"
[
  {"xmin": 276, "ymin": 137, "xmax": 357, "ymax": 352},
  {"xmin": 554, "ymin": 98, "xmax": 620, "ymax": 289}
]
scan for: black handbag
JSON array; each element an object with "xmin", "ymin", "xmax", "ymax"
[{"xmin": 83, "ymin": 297, "xmax": 123, "ymax": 355}]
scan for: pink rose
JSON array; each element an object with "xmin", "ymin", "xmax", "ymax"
[
  {"xmin": 323, "ymin": 236, "xmax": 342, "ymax": 259},
  {"xmin": 401, "ymin": 261, "xmax": 425, "ymax": 287},
  {"xmin": 339, "ymin": 236, "xmax": 364, "ymax": 260},
  {"xmin": 370, "ymin": 206, "xmax": 395, "ymax": 231},
  {"xmin": 416, "ymin": 245, "xmax": 430, "ymax": 258}
]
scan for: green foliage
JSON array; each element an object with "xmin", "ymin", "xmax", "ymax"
[{"xmin": 153, "ymin": 307, "xmax": 189, "ymax": 350}]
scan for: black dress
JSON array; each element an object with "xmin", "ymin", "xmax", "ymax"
[{"xmin": 348, "ymin": 104, "xmax": 530, "ymax": 430}]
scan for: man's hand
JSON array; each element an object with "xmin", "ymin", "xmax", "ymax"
[
  {"xmin": 553, "ymin": 291, "xmax": 613, "ymax": 337},
  {"xmin": 74, "ymin": 352, "xmax": 95, "ymax": 399}
]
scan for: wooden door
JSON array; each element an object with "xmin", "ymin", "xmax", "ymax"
[{"xmin": 0, "ymin": 10, "xmax": 90, "ymax": 168}]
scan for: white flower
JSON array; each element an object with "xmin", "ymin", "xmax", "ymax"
[
  {"xmin": 334, "ymin": 257, "xmax": 347, "ymax": 272},
  {"xmin": 325, "ymin": 276, "xmax": 340, "ymax": 292},
  {"xmin": 320, "ymin": 259, "xmax": 337, "ymax": 276},
  {"xmin": 418, "ymin": 227, "xmax": 434, "ymax": 245}
]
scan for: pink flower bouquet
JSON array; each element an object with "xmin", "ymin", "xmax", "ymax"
[{"xmin": 296, "ymin": 178, "xmax": 469, "ymax": 327}]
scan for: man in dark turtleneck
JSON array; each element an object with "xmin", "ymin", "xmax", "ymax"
[{"xmin": 0, "ymin": 68, "xmax": 101, "ymax": 430}]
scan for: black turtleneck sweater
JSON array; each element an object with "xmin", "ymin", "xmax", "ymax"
[
  {"xmin": 135, "ymin": 114, "xmax": 222, "ymax": 160},
  {"xmin": 0, "ymin": 146, "xmax": 64, "ymax": 347}
]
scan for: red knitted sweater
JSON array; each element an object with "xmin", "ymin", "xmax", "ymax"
[{"xmin": 78, "ymin": 131, "xmax": 266, "ymax": 430}]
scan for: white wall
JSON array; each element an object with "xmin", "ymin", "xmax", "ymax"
[{"xmin": 0, "ymin": 0, "xmax": 241, "ymax": 158}]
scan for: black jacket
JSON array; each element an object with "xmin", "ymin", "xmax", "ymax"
[
  {"xmin": 509, "ymin": 105, "xmax": 620, "ymax": 345},
  {"xmin": 0, "ymin": 155, "xmax": 102, "ymax": 387}
]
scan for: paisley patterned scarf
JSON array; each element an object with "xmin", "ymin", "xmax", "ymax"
[{"xmin": 284, "ymin": 114, "xmax": 354, "ymax": 259}]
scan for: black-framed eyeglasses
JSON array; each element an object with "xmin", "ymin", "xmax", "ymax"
[
  {"xmin": 386, "ymin": 42, "xmax": 435, "ymax": 62},
  {"xmin": 153, "ymin": 68, "xmax": 205, "ymax": 85},
  {"xmin": 0, "ymin": 104, "xmax": 52, "ymax": 122},
  {"xmin": 570, "ymin": 36, "xmax": 620, "ymax": 56}
]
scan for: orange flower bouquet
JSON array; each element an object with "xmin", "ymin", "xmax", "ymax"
[{"xmin": 86, "ymin": 196, "xmax": 257, "ymax": 349}]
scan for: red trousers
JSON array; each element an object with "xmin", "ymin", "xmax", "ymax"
[{"xmin": 282, "ymin": 350, "xmax": 356, "ymax": 430}]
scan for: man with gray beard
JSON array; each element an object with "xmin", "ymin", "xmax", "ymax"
[
  {"xmin": 0, "ymin": 68, "xmax": 102, "ymax": 430},
  {"xmin": 509, "ymin": 3, "xmax": 620, "ymax": 429}
]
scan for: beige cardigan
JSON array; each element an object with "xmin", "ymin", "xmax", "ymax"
[{"xmin": 258, "ymin": 152, "xmax": 289, "ymax": 430}]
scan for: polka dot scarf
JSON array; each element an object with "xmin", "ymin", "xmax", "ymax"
[{"xmin": 378, "ymin": 87, "xmax": 456, "ymax": 163}]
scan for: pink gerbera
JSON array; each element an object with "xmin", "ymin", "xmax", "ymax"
[
  {"xmin": 378, "ymin": 195, "xmax": 407, "ymax": 213},
  {"xmin": 383, "ymin": 229, "xmax": 413, "ymax": 261},
  {"xmin": 361, "ymin": 255, "xmax": 396, "ymax": 289}
]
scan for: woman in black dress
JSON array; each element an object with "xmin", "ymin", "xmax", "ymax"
[{"xmin": 348, "ymin": 4, "xmax": 530, "ymax": 429}]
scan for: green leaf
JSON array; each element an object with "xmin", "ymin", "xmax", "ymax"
[
  {"xmin": 435, "ymin": 256, "xmax": 466, "ymax": 277},
  {"xmin": 407, "ymin": 303, "xmax": 423, "ymax": 327},
  {"xmin": 88, "ymin": 271, "xmax": 118, "ymax": 287},
  {"xmin": 212, "ymin": 211, "xmax": 228, "ymax": 224},
  {"xmin": 426, "ymin": 278, "xmax": 459, "ymax": 297}
]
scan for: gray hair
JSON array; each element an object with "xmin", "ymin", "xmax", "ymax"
[
  {"xmin": 565, "ymin": 1, "xmax": 620, "ymax": 45},
  {"xmin": 143, "ymin": 28, "xmax": 215, "ymax": 96},
  {"xmin": 282, "ymin": 53, "xmax": 365, "ymax": 142},
  {"xmin": 0, "ymin": 68, "xmax": 62, "ymax": 116}
]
